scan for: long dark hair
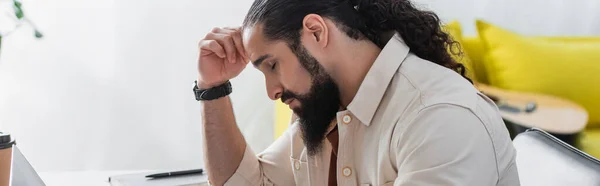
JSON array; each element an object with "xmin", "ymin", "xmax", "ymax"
[{"xmin": 243, "ymin": 0, "xmax": 471, "ymax": 83}]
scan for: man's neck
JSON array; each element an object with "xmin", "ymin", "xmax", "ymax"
[{"xmin": 331, "ymin": 39, "xmax": 382, "ymax": 107}]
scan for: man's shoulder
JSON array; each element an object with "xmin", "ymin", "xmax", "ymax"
[
  {"xmin": 375, "ymin": 54, "xmax": 482, "ymax": 132},
  {"xmin": 392, "ymin": 54, "xmax": 479, "ymax": 111}
]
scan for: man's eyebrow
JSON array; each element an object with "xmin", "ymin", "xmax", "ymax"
[{"xmin": 252, "ymin": 54, "xmax": 271, "ymax": 67}]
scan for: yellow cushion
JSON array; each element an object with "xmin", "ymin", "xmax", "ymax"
[
  {"xmin": 443, "ymin": 21, "xmax": 478, "ymax": 82},
  {"xmin": 581, "ymin": 128, "xmax": 600, "ymax": 159},
  {"xmin": 462, "ymin": 36, "xmax": 488, "ymax": 84},
  {"xmin": 476, "ymin": 20, "xmax": 600, "ymax": 127},
  {"xmin": 462, "ymin": 24, "xmax": 600, "ymax": 85}
]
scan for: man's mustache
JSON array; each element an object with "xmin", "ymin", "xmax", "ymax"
[{"xmin": 280, "ymin": 91, "xmax": 300, "ymax": 104}]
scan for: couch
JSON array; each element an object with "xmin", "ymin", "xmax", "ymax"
[{"xmin": 447, "ymin": 20, "xmax": 600, "ymax": 158}]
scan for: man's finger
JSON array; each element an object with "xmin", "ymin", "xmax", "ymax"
[
  {"xmin": 199, "ymin": 40, "xmax": 226, "ymax": 58},
  {"xmin": 206, "ymin": 32, "xmax": 237, "ymax": 63},
  {"xmin": 214, "ymin": 28, "xmax": 246, "ymax": 61},
  {"xmin": 222, "ymin": 27, "xmax": 241, "ymax": 32},
  {"xmin": 230, "ymin": 31, "xmax": 248, "ymax": 62},
  {"xmin": 221, "ymin": 27, "xmax": 248, "ymax": 62},
  {"xmin": 221, "ymin": 28, "xmax": 247, "ymax": 62}
]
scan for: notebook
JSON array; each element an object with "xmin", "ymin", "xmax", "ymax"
[{"xmin": 108, "ymin": 170, "xmax": 208, "ymax": 186}]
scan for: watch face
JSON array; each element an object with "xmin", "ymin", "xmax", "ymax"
[
  {"xmin": 193, "ymin": 81, "xmax": 200, "ymax": 90},
  {"xmin": 193, "ymin": 81, "xmax": 202, "ymax": 101}
]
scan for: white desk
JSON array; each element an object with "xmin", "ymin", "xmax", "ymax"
[{"xmin": 38, "ymin": 170, "xmax": 153, "ymax": 186}]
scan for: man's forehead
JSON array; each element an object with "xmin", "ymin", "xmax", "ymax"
[
  {"xmin": 242, "ymin": 25, "xmax": 268, "ymax": 60},
  {"xmin": 242, "ymin": 25, "xmax": 286, "ymax": 62},
  {"xmin": 241, "ymin": 25, "xmax": 262, "ymax": 49}
]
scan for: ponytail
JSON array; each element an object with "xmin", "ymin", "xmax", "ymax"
[{"xmin": 350, "ymin": 0, "xmax": 471, "ymax": 83}]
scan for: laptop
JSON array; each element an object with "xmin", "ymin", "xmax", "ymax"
[{"xmin": 10, "ymin": 146, "xmax": 45, "ymax": 186}]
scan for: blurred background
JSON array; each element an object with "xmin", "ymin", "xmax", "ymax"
[{"xmin": 0, "ymin": 0, "xmax": 599, "ymax": 182}]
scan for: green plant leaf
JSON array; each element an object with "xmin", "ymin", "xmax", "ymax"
[
  {"xmin": 34, "ymin": 30, "xmax": 43, "ymax": 38},
  {"xmin": 13, "ymin": 0, "xmax": 24, "ymax": 19}
]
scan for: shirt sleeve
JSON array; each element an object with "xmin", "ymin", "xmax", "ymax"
[
  {"xmin": 392, "ymin": 104, "xmax": 500, "ymax": 186},
  {"xmin": 223, "ymin": 123, "xmax": 298, "ymax": 186}
]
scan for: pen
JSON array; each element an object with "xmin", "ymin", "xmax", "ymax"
[{"xmin": 145, "ymin": 169, "xmax": 204, "ymax": 178}]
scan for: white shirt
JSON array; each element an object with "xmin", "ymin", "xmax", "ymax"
[{"xmin": 222, "ymin": 34, "xmax": 520, "ymax": 186}]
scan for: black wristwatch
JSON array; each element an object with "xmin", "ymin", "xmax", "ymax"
[{"xmin": 193, "ymin": 80, "xmax": 232, "ymax": 101}]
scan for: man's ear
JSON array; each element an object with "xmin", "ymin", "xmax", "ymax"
[{"xmin": 301, "ymin": 14, "xmax": 329, "ymax": 48}]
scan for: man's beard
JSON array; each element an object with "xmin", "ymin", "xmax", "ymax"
[{"xmin": 281, "ymin": 45, "xmax": 341, "ymax": 157}]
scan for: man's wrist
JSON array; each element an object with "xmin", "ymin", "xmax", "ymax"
[{"xmin": 194, "ymin": 80, "xmax": 232, "ymax": 101}]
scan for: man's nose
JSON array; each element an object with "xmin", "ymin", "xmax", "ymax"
[{"xmin": 266, "ymin": 79, "xmax": 283, "ymax": 101}]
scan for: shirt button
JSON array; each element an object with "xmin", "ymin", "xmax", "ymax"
[
  {"xmin": 342, "ymin": 167, "xmax": 352, "ymax": 177},
  {"xmin": 342, "ymin": 115, "xmax": 352, "ymax": 124},
  {"xmin": 294, "ymin": 161, "xmax": 300, "ymax": 170}
]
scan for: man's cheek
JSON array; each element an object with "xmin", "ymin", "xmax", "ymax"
[{"xmin": 290, "ymin": 69, "xmax": 313, "ymax": 93}]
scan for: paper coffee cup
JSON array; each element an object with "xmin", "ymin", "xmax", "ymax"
[{"xmin": 0, "ymin": 133, "xmax": 15, "ymax": 186}]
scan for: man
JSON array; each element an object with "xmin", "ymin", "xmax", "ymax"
[{"xmin": 195, "ymin": 0, "xmax": 520, "ymax": 185}]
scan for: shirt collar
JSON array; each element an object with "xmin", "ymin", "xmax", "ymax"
[{"xmin": 347, "ymin": 33, "xmax": 410, "ymax": 126}]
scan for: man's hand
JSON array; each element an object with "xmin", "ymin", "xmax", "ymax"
[{"xmin": 197, "ymin": 27, "xmax": 249, "ymax": 89}]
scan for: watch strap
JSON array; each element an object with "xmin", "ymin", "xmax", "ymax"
[{"xmin": 193, "ymin": 81, "xmax": 232, "ymax": 101}]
